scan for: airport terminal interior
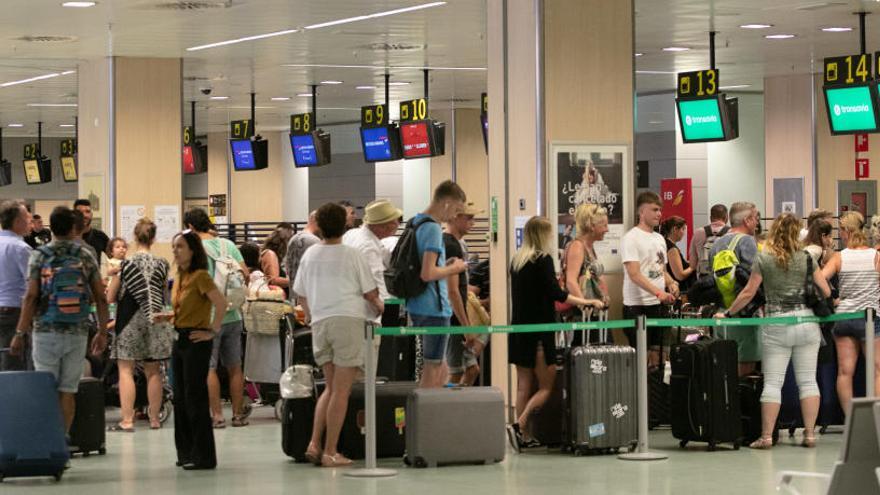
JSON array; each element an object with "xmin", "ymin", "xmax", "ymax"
[{"xmin": 2, "ymin": 0, "xmax": 880, "ymax": 494}]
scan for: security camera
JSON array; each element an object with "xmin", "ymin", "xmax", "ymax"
[{"xmin": 200, "ymin": 88, "xmax": 212, "ymax": 96}]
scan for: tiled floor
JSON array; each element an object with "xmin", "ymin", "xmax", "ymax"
[{"xmin": 1, "ymin": 405, "xmax": 841, "ymax": 495}]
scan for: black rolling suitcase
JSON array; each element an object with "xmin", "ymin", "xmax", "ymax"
[
  {"xmin": 376, "ymin": 336, "xmax": 417, "ymax": 381},
  {"xmin": 670, "ymin": 338, "xmax": 742, "ymax": 450},
  {"xmin": 337, "ymin": 381, "xmax": 417, "ymax": 459},
  {"xmin": 68, "ymin": 377, "xmax": 106, "ymax": 456},
  {"xmin": 281, "ymin": 391, "xmax": 316, "ymax": 463}
]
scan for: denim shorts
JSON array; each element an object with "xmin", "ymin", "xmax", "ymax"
[
  {"xmin": 32, "ymin": 331, "xmax": 88, "ymax": 393},
  {"xmin": 410, "ymin": 314, "xmax": 449, "ymax": 364},
  {"xmin": 833, "ymin": 318, "xmax": 880, "ymax": 340},
  {"xmin": 210, "ymin": 320, "xmax": 243, "ymax": 369}
]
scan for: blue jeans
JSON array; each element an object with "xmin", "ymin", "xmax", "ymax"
[{"xmin": 410, "ymin": 314, "xmax": 449, "ymax": 364}]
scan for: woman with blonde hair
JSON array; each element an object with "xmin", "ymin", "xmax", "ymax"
[
  {"xmin": 507, "ymin": 216, "xmax": 603, "ymax": 451},
  {"xmin": 561, "ymin": 204, "xmax": 610, "ymax": 326},
  {"xmin": 717, "ymin": 213, "xmax": 831, "ymax": 449},
  {"xmin": 821, "ymin": 211, "xmax": 880, "ymax": 415}
]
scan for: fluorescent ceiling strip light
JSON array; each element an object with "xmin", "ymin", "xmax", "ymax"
[
  {"xmin": 27, "ymin": 103, "xmax": 78, "ymax": 107},
  {"xmin": 635, "ymin": 70, "xmax": 676, "ymax": 74},
  {"xmin": 281, "ymin": 63, "xmax": 485, "ymax": 71},
  {"xmin": 59, "ymin": 124, "xmax": 75, "ymax": 127},
  {"xmin": 1, "ymin": 70, "xmax": 76, "ymax": 88},
  {"xmin": 187, "ymin": 2, "xmax": 445, "ymax": 52},
  {"xmin": 719, "ymin": 84, "xmax": 751, "ymax": 90},
  {"xmin": 187, "ymin": 29, "xmax": 299, "ymax": 52},
  {"xmin": 7, "ymin": 124, "xmax": 23, "ymax": 127},
  {"xmin": 356, "ymin": 86, "xmax": 375, "ymax": 90},
  {"xmin": 304, "ymin": 2, "xmax": 447, "ymax": 30},
  {"xmin": 62, "ymin": 1, "xmax": 97, "ymax": 7}
]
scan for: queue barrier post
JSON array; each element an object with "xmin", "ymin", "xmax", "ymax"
[
  {"xmin": 867, "ymin": 308, "xmax": 876, "ymax": 398},
  {"xmin": 344, "ymin": 321, "xmax": 397, "ymax": 479},
  {"xmin": 619, "ymin": 315, "xmax": 668, "ymax": 461}
]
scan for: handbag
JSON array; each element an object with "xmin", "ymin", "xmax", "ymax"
[
  {"xmin": 554, "ymin": 240, "xmax": 578, "ymax": 313},
  {"xmin": 803, "ymin": 253, "xmax": 833, "ymax": 317},
  {"xmin": 243, "ymin": 299, "xmax": 291, "ymax": 335}
]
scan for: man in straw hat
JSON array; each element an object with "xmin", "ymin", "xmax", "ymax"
[{"xmin": 343, "ymin": 199, "xmax": 403, "ymax": 315}]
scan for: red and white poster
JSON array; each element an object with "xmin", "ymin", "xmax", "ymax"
[
  {"xmin": 855, "ymin": 134, "xmax": 869, "ymax": 153},
  {"xmin": 856, "ymin": 158, "xmax": 870, "ymax": 179},
  {"xmin": 660, "ymin": 178, "xmax": 694, "ymax": 254}
]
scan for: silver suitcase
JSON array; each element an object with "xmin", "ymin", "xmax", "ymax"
[
  {"xmin": 405, "ymin": 387, "xmax": 506, "ymax": 467},
  {"xmin": 567, "ymin": 309, "xmax": 638, "ymax": 454}
]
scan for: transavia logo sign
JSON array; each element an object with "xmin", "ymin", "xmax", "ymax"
[
  {"xmin": 834, "ymin": 103, "xmax": 870, "ymax": 117},
  {"xmin": 685, "ymin": 114, "xmax": 718, "ymax": 126}
]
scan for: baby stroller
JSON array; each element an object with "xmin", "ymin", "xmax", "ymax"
[{"xmin": 102, "ymin": 359, "xmax": 174, "ymax": 425}]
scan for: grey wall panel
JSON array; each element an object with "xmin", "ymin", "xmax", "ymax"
[{"xmin": 308, "ymin": 152, "xmax": 376, "ymax": 213}]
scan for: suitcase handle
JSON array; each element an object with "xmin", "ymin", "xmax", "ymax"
[{"xmin": 581, "ymin": 307, "xmax": 608, "ymax": 345}]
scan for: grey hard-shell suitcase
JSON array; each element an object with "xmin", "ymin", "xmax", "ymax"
[
  {"xmin": 404, "ymin": 387, "xmax": 506, "ymax": 467},
  {"xmin": 566, "ymin": 309, "xmax": 639, "ymax": 454}
]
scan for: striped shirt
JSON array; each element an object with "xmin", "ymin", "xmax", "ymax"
[{"xmin": 837, "ymin": 248, "xmax": 880, "ymax": 314}]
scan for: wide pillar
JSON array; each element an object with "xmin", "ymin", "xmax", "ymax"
[
  {"xmin": 78, "ymin": 57, "xmax": 182, "ymax": 259},
  {"xmin": 487, "ymin": 0, "xmax": 634, "ymax": 405}
]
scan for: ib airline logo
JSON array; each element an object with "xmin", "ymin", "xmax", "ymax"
[{"xmin": 833, "ymin": 103, "xmax": 870, "ymax": 117}]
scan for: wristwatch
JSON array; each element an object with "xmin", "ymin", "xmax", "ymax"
[
  {"xmin": 723, "ymin": 310, "xmax": 732, "ymax": 318},
  {"xmin": 14, "ymin": 330, "xmax": 27, "ymax": 338}
]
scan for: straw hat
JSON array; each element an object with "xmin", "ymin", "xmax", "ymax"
[
  {"xmin": 461, "ymin": 202, "xmax": 483, "ymax": 217},
  {"xmin": 363, "ymin": 199, "xmax": 403, "ymax": 225}
]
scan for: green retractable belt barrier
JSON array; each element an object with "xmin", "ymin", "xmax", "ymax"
[
  {"xmin": 374, "ymin": 319, "xmax": 635, "ymax": 337},
  {"xmin": 646, "ymin": 310, "xmax": 865, "ymax": 328}
]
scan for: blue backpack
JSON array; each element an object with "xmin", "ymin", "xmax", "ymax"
[{"xmin": 38, "ymin": 244, "xmax": 92, "ymax": 325}]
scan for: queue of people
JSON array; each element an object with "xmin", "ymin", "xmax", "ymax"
[{"xmin": 3, "ymin": 185, "xmax": 880, "ymax": 471}]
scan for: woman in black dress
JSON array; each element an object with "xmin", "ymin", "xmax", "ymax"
[
  {"xmin": 662, "ymin": 216, "xmax": 695, "ymax": 292},
  {"xmin": 507, "ymin": 216, "xmax": 603, "ymax": 451}
]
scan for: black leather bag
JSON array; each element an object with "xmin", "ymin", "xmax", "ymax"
[{"xmin": 803, "ymin": 254, "xmax": 833, "ymax": 317}]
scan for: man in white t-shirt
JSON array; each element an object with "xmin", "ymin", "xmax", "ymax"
[
  {"xmin": 293, "ymin": 203, "xmax": 384, "ymax": 467},
  {"xmin": 621, "ymin": 191, "xmax": 678, "ymax": 368}
]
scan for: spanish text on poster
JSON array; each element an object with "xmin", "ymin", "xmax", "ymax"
[
  {"xmin": 154, "ymin": 205, "xmax": 180, "ymax": 243},
  {"xmin": 119, "ymin": 205, "xmax": 145, "ymax": 242}
]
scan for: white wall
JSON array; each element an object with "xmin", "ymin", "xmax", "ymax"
[
  {"xmin": 281, "ymin": 130, "xmax": 309, "ymax": 221},
  {"xmin": 675, "ymin": 123, "xmax": 710, "ymax": 228},
  {"xmin": 707, "ymin": 93, "xmax": 766, "ymax": 215}
]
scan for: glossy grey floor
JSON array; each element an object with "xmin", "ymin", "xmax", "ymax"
[{"xmin": 2, "ymin": 405, "xmax": 840, "ymax": 495}]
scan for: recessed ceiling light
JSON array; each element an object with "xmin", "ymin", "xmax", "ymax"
[
  {"xmin": 297, "ymin": 93, "xmax": 313, "ymax": 97},
  {"xmin": 62, "ymin": 1, "xmax": 96, "ymax": 6},
  {"xmin": 739, "ymin": 23, "xmax": 773, "ymax": 29},
  {"xmin": 719, "ymin": 84, "xmax": 751, "ymax": 90},
  {"xmin": 321, "ymin": 80, "xmax": 343, "ymax": 85},
  {"xmin": 356, "ymin": 86, "xmax": 375, "ymax": 90},
  {"xmin": 304, "ymin": 2, "xmax": 446, "ymax": 30},
  {"xmin": 7, "ymin": 124, "xmax": 23, "ymax": 128},
  {"xmin": 821, "ymin": 27, "xmax": 852, "ymax": 32},
  {"xmin": 27, "ymin": 103, "xmax": 77, "ymax": 107},
  {"xmin": 209, "ymin": 96, "xmax": 229, "ymax": 100},
  {"xmin": 635, "ymin": 53, "xmax": 644, "ymax": 57},
  {"xmin": 270, "ymin": 96, "xmax": 290, "ymax": 101},
  {"xmin": 662, "ymin": 46, "xmax": 690, "ymax": 52},
  {"xmin": 765, "ymin": 34, "xmax": 796, "ymax": 39},
  {"xmin": 388, "ymin": 81, "xmax": 411, "ymax": 86},
  {"xmin": 59, "ymin": 124, "xmax": 75, "ymax": 127}
]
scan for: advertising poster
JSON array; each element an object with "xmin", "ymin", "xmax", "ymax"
[
  {"xmin": 660, "ymin": 178, "xmax": 694, "ymax": 255},
  {"xmin": 119, "ymin": 205, "xmax": 145, "ymax": 242},
  {"xmin": 551, "ymin": 144, "xmax": 629, "ymax": 273},
  {"xmin": 154, "ymin": 205, "xmax": 180, "ymax": 244},
  {"xmin": 79, "ymin": 174, "xmax": 105, "ymax": 231}
]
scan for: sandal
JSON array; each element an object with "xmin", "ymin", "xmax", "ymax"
[
  {"xmin": 802, "ymin": 436, "xmax": 817, "ymax": 448},
  {"xmin": 231, "ymin": 415, "xmax": 249, "ymax": 427},
  {"xmin": 212, "ymin": 418, "xmax": 226, "ymax": 429},
  {"xmin": 749, "ymin": 437, "xmax": 774, "ymax": 450},
  {"xmin": 304, "ymin": 444, "xmax": 323, "ymax": 466},
  {"xmin": 321, "ymin": 453, "xmax": 353, "ymax": 468},
  {"xmin": 108, "ymin": 423, "xmax": 135, "ymax": 433},
  {"xmin": 149, "ymin": 420, "xmax": 162, "ymax": 430}
]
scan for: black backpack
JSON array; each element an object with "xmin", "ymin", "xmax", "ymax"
[{"xmin": 385, "ymin": 216, "xmax": 442, "ymax": 309}]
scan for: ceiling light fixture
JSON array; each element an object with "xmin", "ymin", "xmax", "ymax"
[
  {"xmin": 388, "ymin": 81, "xmax": 411, "ymax": 86},
  {"xmin": 356, "ymin": 85, "xmax": 375, "ymax": 90},
  {"xmin": 209, "ymin": 96, "xmax": 229, "ymax": 100},
  {"xmin": 635, "ymin": 70, "xmax": 676, "ymax": 74},
  {"xmin": 62, "ymin": 1, "xmax": 96, "ymax": 6},
  {"xmin": 271, "ymin": 96, "xmax": 291, "ymax": 101},
  {"xmin": 821, "ymin": 27, "xmax": 852, "ymax": 32},
  {"xmin": 765, "ymin": 34, "xmax": 796, "ymax": 39},
  {"xmin": 320, "ymin": 80, "xmax": 343, "ymax": 85},
  {"xmin": 719, "ymin": 84, "xmax": 751, "ymax": 89},
  {"xmin": 662, "ymin": 46, "xmax": 690, "ymax": 52},
  {"xmin": 1, "ymin": 70, "xmax": 76, "ymax": 88},
  {"xmin": 297, "ymin": 93, "xmax": 313, "ymax": 97},
  {"xmin": 739, "ymin": 23, "xmax": 773, "ymax": 29},
  {"xmin": 187, "ymin": 29, "xmax": 299, "ymax": 52},
  {"xmin": 187, "ymin": 2, "xmax": 445, "ymax": 52},
  {"xmin": 304, "ymin": 2, "xmax": 447, "ymax": 30},
  {"xmin": 635, "ymin": 53, "xmax": 644, "ymax": 57},
  {"xmin": 281, "ymin": 63, "xmax": 485, "ymax": 71},
  {"xmin": 27, "ymin": 103, "xmax": 78, "ymax": 107},
  {"xmin": 7, "ymin": 124, "xmax": 23, "ymax": 128},
  {"xmin": 59, "ymin": 124, "xmax": 75, "ymax": 127}
]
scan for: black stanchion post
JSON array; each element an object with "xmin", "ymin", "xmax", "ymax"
[
  {"xmin": 619, "ymin": 315, "xmax": 668, "ymax": 461},
  {"xmin": 345, "ymin": 322, "xmax": 396, "ymax": 478}
]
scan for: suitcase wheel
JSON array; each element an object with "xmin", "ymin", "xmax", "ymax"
[
  {"xmin": 732, "ymin": 441, "xmax": 740, "ymax": 451},
  {"xmin": 99, "ymin": 448, "xmax": 107, "ymax": 455},
  {"xmin": 788, "ymin": 427, "xmax": 796, "ymax": 438},
  {"xmin": 54, "ymin": 471, "xmax": 63, "ymax": 482},
  {"xmin": 403, "ymin": 454, "xmax": 411, "ymax": 466},
  {"xmin": 629, "ymin": 442, "xmax": 638, "ymax": 453},
  {"xmin": 707, "ymin": 442, "xmax": 716, "ymax": 452},
  {"xmin": 819, "ymin": 425, "xmax": 828, "ymax": 435},
  {"xmin": 82, "ymin": 451, "xmax": 91, "ymax": 458},
  {"xmin": 412, "ymin": 457, "xmax": 427, "ymax": 468},
  {"xmin": 679, "ymin": 440, "xmax": 688, "ymax": 449}
]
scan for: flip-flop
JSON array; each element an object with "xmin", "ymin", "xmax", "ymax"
[
  {"xmin": 108, "ymin": 424, "xmax": 135, "ymax": 433},
  {"xmin": 212, "ymin": 419, "xmax": 226, "ymax": 429}
]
